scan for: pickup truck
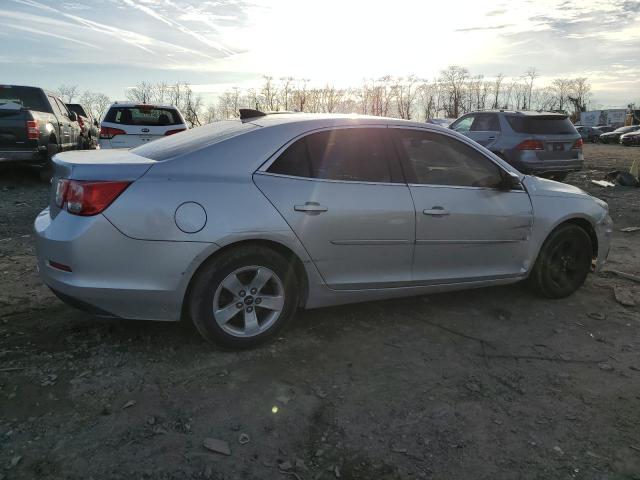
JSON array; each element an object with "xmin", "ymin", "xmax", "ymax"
[
  {"xmin": 0, "ymin": 85, "xmax": 81, "ymax": 179},
  {"xmin": 66, "ymin": 103, "xmax": 99, "ymax": 150}
]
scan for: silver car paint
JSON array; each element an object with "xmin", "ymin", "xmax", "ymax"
[{"xmin": 34, "ymin": 114, "xmax": 612, "ymax": 321}]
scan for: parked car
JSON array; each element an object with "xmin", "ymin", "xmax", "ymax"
[
  {"xmin": 576, "ymin": 125, "xmax": 603, "ymax": 143},
  {"xmin": 99, "ymin": 102, "xmax": 187, "ymax": 149},
  {"xmin": 66, "ymin": 103, "xmax": 99, "ymax": 149},
  {"xmin": 620, "ymin": 130, "xmax": 640, "ymax": 146},
  {"xmin": 449, "ymin": 110, "xmax": 583, "ymax": 181},
  {"xmin": 595, "ymin": 125, "xmax": 615, "ymax": 133},
  {"xmin": 0, "ymin": 84, "xmax": 81, "ymax": 179},
  {"xmin": 599, "ymin": 125, "xmax": 640, "ymax": 143},
  {"xmin": 426, "ymin": 118, "xmax": 455, "ymax": 127},
  {"xmin": 35, "ymin": 111, "xmax": 613, "ymax": 348}
]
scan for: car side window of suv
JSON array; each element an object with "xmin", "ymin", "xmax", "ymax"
[
  {"xmin": 471, "ymin": 114, "xmax": 500, "ymax": 131},
  {"xmin": 267, "ymin": 128, "xmax": 394, "ymax": 183},
  {"xmin": 393, "ymin": 129, "xmax": 503, "ymax": 188},
  {"xmin": 451, "ymin": 115, "xmax": 474, "ymax": 132}
]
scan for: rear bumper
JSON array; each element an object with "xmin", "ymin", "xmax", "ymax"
[
  {"xmin": 0, "ymin": 148, "xmax": 44, "ymax": 163},
  {"xmin": 503, "ymin": 150, "xmax": 584, "ymax": 174},
  {"xmin": 34, "ymin": 208, "xmax": 217, "ymax": 321}
]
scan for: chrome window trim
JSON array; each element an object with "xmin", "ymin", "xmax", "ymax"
[{"xmin": 254, "ymin": 170, "xmax": 407, "ymax": 188}]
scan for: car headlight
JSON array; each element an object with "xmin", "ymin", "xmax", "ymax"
[{"xmin": 592, "ymin": 196, "xmax": 609, "ymax": 220}]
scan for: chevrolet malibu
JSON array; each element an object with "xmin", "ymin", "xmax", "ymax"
[{"xmin": 35, "ymin": 111, "xmax": 613, "ymax": 348}]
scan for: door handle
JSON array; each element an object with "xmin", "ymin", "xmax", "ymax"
[
  {"xmin": 487, "ymin": 136, "xmax": 496, "ymax": 140},
  {"xmin": 294, "ymin": 202, "xmax": 328, "ymax": 213},
  {"xmin": 423, "ymin": 207, "xmax": 450, "ymax": 216}
]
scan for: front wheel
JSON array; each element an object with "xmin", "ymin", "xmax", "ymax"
[
  {"xmin": 528, "ymin": 224, "xmax": 592, "ymax": 298},
  {"xmin": 188, "ymin": 246, "xmax": 299, "ymax": 348}
]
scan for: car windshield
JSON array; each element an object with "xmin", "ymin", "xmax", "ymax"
[
  {"xmin": 0, "ymin": 86, "xmax": 47, "ymax": 111},
  {"xmin": 104, "ymin": 106, "xmax": 183, "ymax": 126},
  {"xmin": 506, "ymin": 115, "xmax": 576, "ymax": 134}
]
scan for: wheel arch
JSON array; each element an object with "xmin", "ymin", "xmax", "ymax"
[
  {"xmin": 540, "ymin": 216, "xmax": 598, "ymax": 261},
  {"xmin": 181, "ymin": 238, "xmax": 310, "ymax": 320}
]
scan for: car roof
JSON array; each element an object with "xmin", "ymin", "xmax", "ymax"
[
  {"xmin": 464, "ymin": 109, "xmax": 568, "ymax": 117},
  {"xmin": 244, "ymin": 112, "xmax": 440, "ymax": 130},
  {"xmin": 108, "ymin": 102, "xmax": 179, "ymax": 109}
]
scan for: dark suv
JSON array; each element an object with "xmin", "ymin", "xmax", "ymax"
[{"xmin": 450, "ymin": 111, "xmax": 583, "ymax": 181}]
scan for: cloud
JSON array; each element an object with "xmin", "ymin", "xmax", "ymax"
[{"xmin": 456, "ymin": 24, "xmax": 513, "ymax": 32}]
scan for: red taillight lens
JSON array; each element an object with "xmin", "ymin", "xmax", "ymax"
[
  {"xmin": 99, "ymin": 126, "xmax": 126, "ymax": 139},
  {"xmin": 516, "ymin": 139, "xmax": 545, "ymax": 150},
  {"xmin": 572, "ymin": 138, "xmax": 583, "ymax": 150},
  {"xmin": 164, "ymin": 128, "xmax": 186, "ymax": 136},
  {"xmin": 55, "ymin": 179, "xmax": 130, "ymax": 216},
  {"xmin": 26, "ymin": 120, "xmax": 39, "ymax": 140}
]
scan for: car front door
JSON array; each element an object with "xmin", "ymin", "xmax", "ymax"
[
  {"xmin": 391, "ymin": 127, "xmax": 533, "ymax": 284},
  {"xmin": 253, "ymin": 127, "xmax": 415, "ymax": 290}
]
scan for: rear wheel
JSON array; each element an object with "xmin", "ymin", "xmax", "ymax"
[
  {"xmin": 39, "ymin": 142, "xmax": 58, "ymax": 183},
  {"xmin": 529, "ymin": 224, "xmax": 592, "ymax": 298},
  {"xmin": 189, "ymin": 246, "xmax": 299, "ymax": 348}
]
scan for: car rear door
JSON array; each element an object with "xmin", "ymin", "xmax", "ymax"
[
  {"xmin": 391, "ymin": 127, "xmax": 533, "ymax": 283},
  {"xmin": 253, "ymin": 126, "xmax": 415, "ymax": 290},
  {"xmin": 465, "ymin": 113, "xmax": 501, "ymax": 148}
]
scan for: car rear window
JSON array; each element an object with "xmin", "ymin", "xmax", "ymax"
[
  {"xmin": 131, "ymin": 120, "xmax": 257, "ymax": 161},
  {"xmin": 67, "ymin": 104, "xmax": 87, "ymax": 117},
  {"xmin": 0, "ymin": 86, "xmax": 47, "ymax": 111},
  {"xmin": 506, "ymin": 115, "xmax": 576, "ymax": 134},
  {"xmin": 104, "ymin": 106, "xmax": 183, "ymax": 126}
]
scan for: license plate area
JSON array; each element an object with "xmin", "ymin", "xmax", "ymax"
[{"xmin": 551, "ymin": 142, "xmax": 564, "ymax": 152}]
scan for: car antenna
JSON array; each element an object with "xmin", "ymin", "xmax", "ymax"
[{"xmin": 239, "ymin": 108, "xmax": 267, "ymax": 120}]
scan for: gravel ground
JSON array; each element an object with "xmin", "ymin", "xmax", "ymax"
[{"xmin": 0, "ymin": 144, "xmax": 639, "ymax": 480}]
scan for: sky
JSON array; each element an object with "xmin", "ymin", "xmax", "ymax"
[{"xmin": 1, "ymin": 0, "xmax": 639, "ymax": 108}]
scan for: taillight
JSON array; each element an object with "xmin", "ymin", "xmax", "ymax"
[
  {"xmin": 54, "ymin": 179, "xmax": 130, "ymax": 216},
  {"xmin": 572, "ymin": 138, "xmax": 583, "ymax": 150},
  {"xmin": 26, "ymin": 120, "xmax": 39, "ymax": 140},
  {"xmin": 165, "ymin": 128, "xmax": 186, "ymax": 136},
  {"xmin": 516, "ymin": 139, "xmax": 544, "ymax": 150},
  {"xmin": 99, "ymin": 126, "xmax": 126, "ymax": 139},
  {"xmin": 77, "ymin": 116, "xmax": 84, "ymax": 128}
]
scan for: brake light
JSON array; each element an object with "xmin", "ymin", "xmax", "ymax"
[
  {"xmin": 165, "ymin": 128, "xmax": 186, "ymax": 136},
  {"xmin": 54, "ymin": 179, "xmax": 130, "ymax": 216},
  {"xmin": 99, "ymin": 126, "xmax": 126, "ymax": 139},
  {"xmin": 572, "ymin": 138, "xmax": 583, "ymax": 150},
  {"xmin": 516, "ymin": 140, "xmax": 544, "ymax": 150},
  {"xmin": 26, "ymin": 120, "xmax": 39, "ymax": 140}
]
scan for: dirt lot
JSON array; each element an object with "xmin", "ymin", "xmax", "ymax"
[{"xmin": 1, "ymin": 144, "xmax": 639, "ymax": 480}]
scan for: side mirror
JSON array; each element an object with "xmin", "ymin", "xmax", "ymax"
[
  {"xmin": 68, "ymin": 111, "xmax": 78, "ymax": 122},
  {"xmin": 501, "ymin": 171, "xmax": 523, "ymax": 191}
]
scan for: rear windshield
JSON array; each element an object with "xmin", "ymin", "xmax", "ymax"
[
  {"xmin": 104, "ymin": 106, "xmax": 183, "ymax": 126},
  {"xmin": 131, "ymin": 120, "xmax": 257, "ymax": 161},
  {"xmin": 0, "ymin": 86, "xmax": 47, "ymax": 111},
  {"xmin": 506, "ymin": 115, "xmax": 576, "ymax": 134}
]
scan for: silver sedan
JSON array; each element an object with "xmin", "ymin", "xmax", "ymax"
[{"xmin": 34, "ymin": 111, "xmax": 613, "ymax": 348}]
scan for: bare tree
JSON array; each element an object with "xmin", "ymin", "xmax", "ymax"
[
  {"xmin": 126, "ymin": 81, "xmax": 154, "ymax": 103},
  {"xmin": 78, "ymin": 91, "xmax": 111, "ymax": 120},
  {"xmin": 524, "ymin": 67, "xmax": 538, "ymax": 110},
  {"xmin": 393, "ymin": 76, "xmax": 419, "ymax": 120},
  {"xmin": 568, "ymin": 77, "xmax": 591, "ymax": 121},
  {"xmin": 261, "ymin": 76, "xmax": 279, "ymax": 111},
  {"xmin": 57, "ymin": 84, "xmax": 79, "ymax": 103},
  {"xmin": 551, "ymin": 78, "xmax": 572, "ymax": 112},
  {"xmin": 439, "ymin": 66, "xmax": 469, "ymax": 118},
  {"xmin": 491, "ymin": 74, "xmax": 504, "ymax": 109}
]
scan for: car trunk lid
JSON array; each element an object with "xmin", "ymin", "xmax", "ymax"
[{"xmin": 49, "ymin": 149, "xmax": 155, "ymax": 217}]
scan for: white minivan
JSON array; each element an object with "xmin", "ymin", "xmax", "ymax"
[{"xmin": 99, "ymin": 102, "xmax": 187, "ymax": 149}]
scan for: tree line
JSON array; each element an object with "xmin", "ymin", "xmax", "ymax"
[{"xmin": 56, "ymin": 65, "xmax": 598, "ymax": 128}]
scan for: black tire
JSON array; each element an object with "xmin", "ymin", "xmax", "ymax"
[
  {"xmin": 188, "ymin": 245, "xmax": 299, "ymax": 348},
  {"xmin": 529, "ymin": 224, "xmax": 592, "ymax": 298},
  {"xmin": 39, "ymin": 142, "xmax": 58, "ymax": 183}
]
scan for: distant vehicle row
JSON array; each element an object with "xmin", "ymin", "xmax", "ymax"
[{"xmin": 0, "ymin": 85, "xmax": 98, "ymax": 179}]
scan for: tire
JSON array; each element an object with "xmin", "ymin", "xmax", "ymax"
[
  {"xmin": 39, "ymin": 142, "xmax": 58, "ymax": 183},
  {"xmin": 188, "ymin": 246, "xmax": 299, "ymax": 348},
  {"xmin": 528, "ymin": 224, "xmax": 592, "ymax": 298}
]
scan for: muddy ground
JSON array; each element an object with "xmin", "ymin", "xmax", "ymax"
[{"xmin": 1, "ymin": 144, "xmax": 639, "ymax": 480}]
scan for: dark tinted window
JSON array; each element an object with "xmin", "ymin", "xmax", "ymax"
[
  {"xmin": 67, "ymin": 104, "xmax": 88, "ymax": 117},
  {"xmin": 104, "ymin": 106, "xmax": 182, "ymax": 126},
  {"xmin": 394, "ymin": 130, "xmax": 502, "ymax": 188},
  {"xmin": 471, "ymin": 114, "xmax": 500, "ymax": 131},
  {"xmin": 0, "ymin": 86, "xmax": 47, "ymax": 111},
  {"xmin": 506, "ymin": 115, "xmax": 575, "ymax": 134},
  {"xmin": 268, "ymin": 129, "xmax": 393, "ymax": 183}
]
